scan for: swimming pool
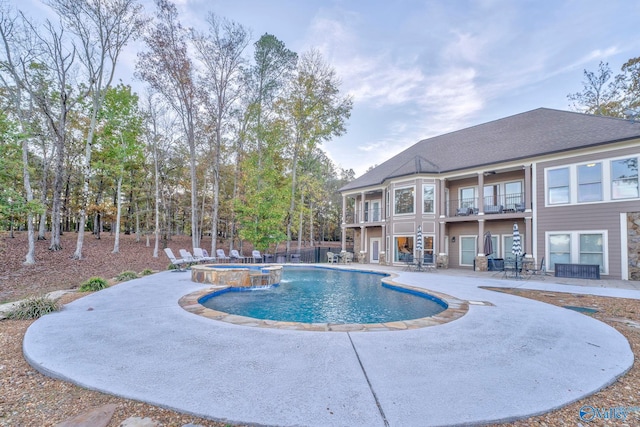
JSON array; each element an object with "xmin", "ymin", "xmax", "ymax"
[{"xmin": 198, "ymin": 267, "xmax": 447, "ymax": 324}]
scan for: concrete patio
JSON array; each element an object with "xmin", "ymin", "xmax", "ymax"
[{"xmin": 23, "ymin": 266, "xmax": 637, "ymax": 426}]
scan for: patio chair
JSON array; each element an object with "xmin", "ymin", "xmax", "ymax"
[
  {"xmin": 252, "ymin": 250, "xmax": 263, "ymax": 263},
  {"xmin": 456, "ymin": 207, "xmax": 471, "ymax": 216},
  {"xmin": 163, "ymin": 248, "xmax": 188, "ymax": 272},
  {"xmin": 344, "ymin": 252, "xmax": 354, "ymax": 264},
  {"xmin": 524, "ymin": 257, "xmax": 547, "ymax": 279},
  {"xmin": 216, "ymin": 249, "xmax": 231, "ymax": 263},
  {"xmin": 423, "ymin": 253, "xmax": 437, "ymax": 272},
  {"xmin": 404, "ymin": 254, "xmax": 418, "ymax": 271},
  {"xmin": 179, "ymin": 249, "xmax": 198, "ymax": 266},
  {"xmin": 230, "ymin": 249, "xmax": 247, "ymax": 263},
  {"xmin": 327, "ymin": 251, "xmax": 338, "ymax": 263},
  {"xmin": 193, "ymin": 247, "xmax": 215, "ymax": 263}
]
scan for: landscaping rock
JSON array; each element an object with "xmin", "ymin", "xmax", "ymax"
[
  {"xmin": 119, "ymin": 416, "xmax": 160, "ymax": 427},
  {"xmin": 53, "ymin": 403, "xmax": 117, "ymax": 427}
]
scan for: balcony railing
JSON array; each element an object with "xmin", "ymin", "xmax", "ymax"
[
  {"xmin": 447, "ymin": 193, "xmax": 525, "ymax": 217},
  {"xmin": 345, "ymin": 207, "xmax": 382, "ymax": 224}
]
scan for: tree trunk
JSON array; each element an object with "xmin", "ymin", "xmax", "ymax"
[
  {"xmin": 113, "ymin": 175, "xmax": 123, "ymax": 253},
  {"xmin": 49, "ymin": 130, "xmax": 65, "ymax": 250},
  {"xmin": 22, "ymin": 136, "xmax": 36, "ymax": 264},
  {"xmin": 297, "ymin": 191, "xmax": 304, "ymax": 252}
]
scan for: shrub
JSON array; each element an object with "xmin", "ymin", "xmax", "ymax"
[
  {"xmin": 6, "ymin": 296, "xmax": 60, "ymax": 320},
  {"xmin": 141, "ymin": 268, "xmax": 154, "ymax": 276},
  {"xmin": 116, "ymin": 271, "xmax": 138, "ymax": 282},
  {"xmin": 79, "ymin": 277, "xmax": 109, "ymax": 292},
  {"xmin": 168, "ymin": 263, "xmax": 178, "ymax": 270}
]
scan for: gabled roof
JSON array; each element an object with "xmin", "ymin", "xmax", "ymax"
[{"xmin": 340, "ymin": 108, "xmax": 640, "ymax": 192}]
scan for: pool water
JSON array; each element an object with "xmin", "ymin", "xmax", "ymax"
[{"xmin": 199, "ymin": 267, "xmax": 446, "ymax": 324}]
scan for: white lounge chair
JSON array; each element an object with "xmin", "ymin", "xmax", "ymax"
[
  {"xmin": 163, "ymin": 248, "xmax": 188, "ymax": 271},
  {"xmin": 216, "ymin": 249, "xmax": 230, "ymax": 262},
  {"xmin": 230, "ymin": 249, "xmax": 247, "ymax": 263},
  {"xmin": 252, "ymin": 250, "xmax": 263, "ymax": 263},
  {"xmin": 193, "ymin": 247, "xmax": 215, "ymax": 263}
]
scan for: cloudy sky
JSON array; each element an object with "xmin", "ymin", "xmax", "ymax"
[{"xmin": 15, "ymin": 0, "xmax": 640, "ymax": 176}]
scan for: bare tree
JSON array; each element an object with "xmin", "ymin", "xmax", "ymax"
[
  {"xmin": 46, "ymin": 0, "xmax": 145, "ymax": 259},
  {"xmin": 0, "ymin": 6, "xmax": 81, "ymax": 252},
  {"xmin": 568, "ymin": 61, "xmax": 622, "ymax": 116},
  {"xmin": 192, "ymin": 13, "xmax": 250, "ymax": 254},
  {"xmin": 137, "ymin": 0, "xmax": 201, "ymax": 251}
]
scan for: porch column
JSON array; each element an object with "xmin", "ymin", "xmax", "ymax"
[
  {"xmin": 360, "ymin": 225, "xmax": 366, "ymax": 262},
  {"xmin": 477, "ymin": 172, "xmax": 484, "ymax": 214},
  {"xmin": 525, "ymin": 217, "xmax": 533, "ymax": 258},
  {"xmin": 439, "ymin": 178, "xmax": 447, "ymax": 217},
  {"xmin": 360, "ymin": 191, "xmax": 366, "ymax": 224},
  {"xmin": 341, "ymin": 195, "xmax": 347, "ymax": 252},
  {"xmin": 381, "ymin": 187, "xmax": 386, "ymax": 219},
  {"xmin": 524, "ymin": 164, "xmax": 532, "ymax": 211},
  {"xmin": 475, "ymin": 219, "xmax": 488, "ymax": 271}
]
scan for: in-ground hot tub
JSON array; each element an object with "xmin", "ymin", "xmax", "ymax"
[{"xmin": 191, "ymin": 264, "xmax": 283, "ymax": 287}]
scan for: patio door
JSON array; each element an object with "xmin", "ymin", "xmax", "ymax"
[{"xmin": 370, "ymin": 238, "xmax": 381, "ymax": 263}]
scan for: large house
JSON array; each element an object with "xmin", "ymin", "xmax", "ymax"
[{"xmin": 338, "ymin": 108, "xmax": 640, "ymax": 280}]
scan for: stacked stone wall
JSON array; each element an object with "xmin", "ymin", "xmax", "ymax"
[{"xmin": 629, "ymin": 212, "xmax": 640, "ymax": 281}]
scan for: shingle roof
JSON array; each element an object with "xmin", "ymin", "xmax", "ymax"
[{"xmin": 340, "ymin": 108, "xmax": 640, "ymax": 192}]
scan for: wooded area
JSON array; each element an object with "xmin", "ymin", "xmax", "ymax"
[{"xmin": 0, "ymin": 0, "xmax": 355, "ymax": 265}]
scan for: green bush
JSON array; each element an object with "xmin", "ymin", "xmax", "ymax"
[
  {"xmin": 79, "ymin": 277, "xmax": 109, "ymax": 292},
  {"xmin": 141, "ymin": 268, "xmax": 154, "ymax": 276},
  {"xmin": 116, "ymin": 271, "xmax": 138, "ymax": 282},
  {"xmin": 168, "ymin": 263, "xmax": 178, "ymax": 270},
  {"xmin": 6, "ymin": 296, "xmax": 60, "ymax": 320}
]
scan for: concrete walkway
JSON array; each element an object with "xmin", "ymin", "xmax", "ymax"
[{"xmin": 23, "ymin": 268, "xmax": 638, "ymax": 427}]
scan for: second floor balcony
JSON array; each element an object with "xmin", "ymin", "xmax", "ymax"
[
  {"xmin": 344, "ymin": 206, "xmax": 383, "ymax": 225},
  {"xmin": 447, "ymin": 193, "xmax": 526, "ymax": 218}
]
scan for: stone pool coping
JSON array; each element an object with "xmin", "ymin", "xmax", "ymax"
[{"xmin": 178, "ymin": 270, "xmax": 470, "ymax": 332}]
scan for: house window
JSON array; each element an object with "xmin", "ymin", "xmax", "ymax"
[
  {"xmin": 547, "ymin": 168, "xmax": 570, "ymax": 204},
  {"xmin": 395, "ymin": 236, "xmax": 414, "ymax": 262},
  {"xmin": 548, "ymin": 233, "xmax": 571, "ymax": 270},
  {"xmin": 577, "ymin": 162, "xmax": 602, "ymax": 202},
  {"xmin": 547, "ymin": 231, "xmax": 606, "ymax": 273},
  {"xmin": 483, "ymin": 184, "xmax": 499, "ymax": 207},
  {"xmin": 422, "ymin": 235, "xmax": 435, "ymax": 263},
  {"xmin": 460, "ymin": 236, "xmax": 476, "ymax": 266},
  {"xmin": 503, "ymin": 234, "xmax": 526, "ymax": 258},
  {"xmin": 423, "ymin": 184, "xmax": 435, "ymax": 213},
  {"xmin": 394, "ymin": 187, "xmax": 414, "ymax": 215},
  {"xmin": 460, "ymin": 187, "xmax": 475, "ymax": 209},
  {"xmin": 504, "ymin": 181, "xmax": 523, "ymax": 209},
  {"xmin": 611, "ymin": 158, "xmax": 639, "ymax": 199}
]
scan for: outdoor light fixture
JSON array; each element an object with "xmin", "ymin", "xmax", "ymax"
[{"xmin": 451, "ymin": 236, "xmax": 456, "ymax": 243}]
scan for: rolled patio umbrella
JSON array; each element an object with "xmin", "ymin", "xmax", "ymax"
[
  {"xmin": 416, "ymin": 225, "xmax": 423, "ymax": 264},
  {"xmin": 511, "ymin": 223, "xmax": 523, "ymax": 256},
  {"xmin": 483, "ymin": 231, "xmax": 494, "ymax": 256}
]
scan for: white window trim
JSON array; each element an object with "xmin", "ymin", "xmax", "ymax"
[
  {"xmin": 393, "ymin": 235, "xmax": 415, "ymax": 263},
  {"xmin": 364, "ymin": 199, "xmax": 382, "ymax": 222},
  {"xmin": 393, "ymin": 185, "xmax": 416, "ymax": 216},
  {"xmin": 422, "ymin": 184, "xmax": 436, "ymax": 214},
  {"xmin": 459, "ymin": 235, "xmax": 477, "ymax": 267},
  {"xmin": 610, "ymin": 156, "xmax": 639, "ymax": 200},
  {"xmin": 545, "ymin": 155, "xmax": 640, "ymax": 207},
  {"xmin": 501, "ymin": 234, "xmax": 525, "ymax": 258},
  {"xmin": 544, "ymin": 230, "xmax": 608, "ymax": 274}
]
